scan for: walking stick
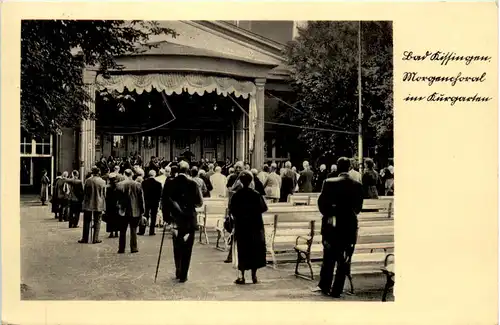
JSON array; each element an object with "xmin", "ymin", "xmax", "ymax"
[
  {"xmin": 90, "ymin": 216, "xmax": 94, "ymax": 243},
  {"xmin": 154, "ymin": 222, "xmax": 168, "ymax": 283}
]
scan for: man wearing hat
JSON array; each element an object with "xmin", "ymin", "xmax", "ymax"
[{"xmin": 79, "ymin": 166, "xmax": 106, "ymax": 244}]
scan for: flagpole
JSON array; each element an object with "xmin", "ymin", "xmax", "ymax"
[{"xmin": 357, "ymin": 21, "xmax": 364, "ymax": 173}]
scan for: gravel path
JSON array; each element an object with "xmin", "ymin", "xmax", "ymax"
[{"xmin": 20, "ymin": 197, "xmax": 392, "ymax": 301}]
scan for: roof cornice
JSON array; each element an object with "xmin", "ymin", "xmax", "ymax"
[{"xmin": 183, "ymin": 20, "xmax": 287, "ymax": 62}]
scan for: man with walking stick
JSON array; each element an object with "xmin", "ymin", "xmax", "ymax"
[{"xmin": 160, "ymin": 160, "xmax": 203, "ymax": 283}]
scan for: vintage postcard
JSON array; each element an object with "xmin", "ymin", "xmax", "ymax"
[{"xmin": 1, "ymin": 1, "xmax": 498, "ymax": 325}]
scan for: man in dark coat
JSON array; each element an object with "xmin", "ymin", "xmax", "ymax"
[
  {"xmin": 104, "ymin": 173, "xmax": 121, "ymax": 238},
  {"xmin": 298, "ymin": 161, "xmax": 314, "ymax": 193},
  {"xmin": 315, "ymin": 157, "xmax": 364, "ymax": 298},
  {"xmin": 180, "ymin": 146, "xmax": 195, "ymax": 164},
  {"xmin": 162, "ymin": 160, "xmax": 203, "ymax": 283},
  {"xmin": 327, "ymin": 164, "xmax": 339, "ymax": 179},
  {"xmin": 79, "ymin": 166, "xmax": 106, "ymax": 244},
  {"xmin": 116, "ymin": 169, "xmax": 145, "ymax": 253},
  {"xmin": 313, "ymin": 164, "xmax": 328, "ymax": 192},
  {"xmin": 222, "ymin": 157, "xmax": 232, "ymax": 176},
  {"xmin": 139, "ymin": 170, "xmax": 162, "ymax": 236},
  {"xmin": 66, "ymin": 170, "xmax": 84, "ymax": 228},
  {"xmin": 51, "ymin": 172, "xmax": 63, "ymax": 219}
]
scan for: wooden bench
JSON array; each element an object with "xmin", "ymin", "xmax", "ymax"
[
  {"xmin": 263, "ymin": 205, "xmax": 393, "ymax": 265},
  {"xmin": 381, "ymin": 253, "xmax": 395, "ymax": 301},
  {"xmin": 287, "ymin": 193, "xmax": 393, "ymax": 216},
  {"xmin": 293, "ymin": 219, "xmax": 394, "ymax": 283},
  {"xmin": 288, "ymin": 194, "xmax": 314, "ymax": 205}
]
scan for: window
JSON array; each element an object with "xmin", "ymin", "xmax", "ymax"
[
  {"xmin": 20, "ymin": 134, "xmax": 32, "ymax": 155},
  {"xmin": 141, "ymin": 136, "xmax": 155, "ymax": 149},
  {"xmin": 113, "ymin": 135, "xmax": 125, "ymax": 148},
  {"xmin": 35, "ymin": 136, "xmax": 51, "ymax": 155}
]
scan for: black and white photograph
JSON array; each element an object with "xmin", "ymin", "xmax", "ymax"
[{"xmin": 20, "ymin": 20, "xmax": 394, "ymax": 301}]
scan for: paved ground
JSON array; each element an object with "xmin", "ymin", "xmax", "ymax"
[{"xmin": 20, "ymin": 196, "xmax": 393, "ymax": 301}]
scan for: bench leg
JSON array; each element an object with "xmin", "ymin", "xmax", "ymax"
[
  {"xmin": 215, "ymin": 230, "xmax": 221, "ymax": 249},
  {"xmin": 225, "ymin": 232, "xmax": 231, "ymax": 251},
  {"xmin": 269, "ymin": 249, "xmax": 277, "ymax": 270},
  {"xmin": 382, "ymin": 276, "xmax": 394, "ymax": 302},
  {"xmin": 204, "ymin": 228, "xmax": 210, "ymax": 245},
  {"xmin": 199, "ymin": 226, "xmax": 203, "ymax": 243},
  {"xmin": 294, "ymin": 252, "xmax": 302, "ymax": 276},
  {"xmin": 347, "ymin": 274, "xmax": 354, "ymax": 294},
  {"xmin": 306, "ymin": 254, "xmax": 314, "ymax": 280}
]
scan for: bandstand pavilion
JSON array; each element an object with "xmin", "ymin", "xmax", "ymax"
[{"xmin": 22, "ymin": 21, "xmax": 302, "ymax": 192}]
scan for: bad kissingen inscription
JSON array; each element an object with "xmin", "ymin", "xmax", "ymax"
[{"xmin": 402, "ymin": 51, "xmax": 492, "ymax": 106}]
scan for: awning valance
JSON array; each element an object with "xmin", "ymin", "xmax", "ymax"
[{"xmin": 96, "ymin": 73, "xmax": 256, "ymax": 98}]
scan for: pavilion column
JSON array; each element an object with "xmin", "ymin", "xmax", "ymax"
[
  {"xmin": 251, "ymin": 78, "xmax": 266, "ymax": 169},
  {"xmin": 235, "ymin": 115, "xmax": 245, "ymax": 162},
  {"xmin": 80, "ymin": 69, "xmax": 97, "ymax": 180}
]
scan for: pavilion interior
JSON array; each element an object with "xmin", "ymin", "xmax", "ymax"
[{"xmin": 95, "ymin": 88, "xmax": 249, "ymax": 163}]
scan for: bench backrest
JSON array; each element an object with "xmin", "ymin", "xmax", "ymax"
[{"xmin": 288, "ymin": 194, "xmax": 310, "ymax": 205}]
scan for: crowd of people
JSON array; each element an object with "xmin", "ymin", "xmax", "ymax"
[{"xmin": 40, "ymin": 150, "xmax": 394, "ymax": 294}]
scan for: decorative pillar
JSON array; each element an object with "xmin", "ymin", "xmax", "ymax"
[
  {"xmin": 251, "ymin": 78, "xmax": 266, "ymax": 169},
  {"xmin": 235, "ymin": 113, "xmax": 245, "ymax": 162},
  {"xmin": 80, "ymin": 69, "xmax": 97, "ymax": 180}
]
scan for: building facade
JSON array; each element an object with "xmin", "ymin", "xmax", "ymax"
[{"xmin": 22, "ymin": 20, "xmax": 304, "ymax": 188}]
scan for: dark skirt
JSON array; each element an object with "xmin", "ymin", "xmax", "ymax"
[
  {"xmin": 235, "ymin": 229, "xmax": 267, "ymax": 271},
  {"xmin": 105, "ymin": 213, "xmax": 120, "ymax": 233}
]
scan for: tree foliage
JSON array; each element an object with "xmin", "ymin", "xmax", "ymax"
[
  {"xmin": 282, "ymin": 21, "xmax": 393, "ymax": 165},
  {"xmin": 21, "ymin": 20, "xmax": 177, "ymax": 136}
]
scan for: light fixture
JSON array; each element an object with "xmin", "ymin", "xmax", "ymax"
[
  {"xmin": 148, "ymin": 102, "xmax": 152, "ymax": 109},
  {"xmin": 231, "ymin": 106, "xmax": 234, "ymax": 112},
  {"xmin": 214, "ymin": 104, "xmax": 217, "ymax": 111}
]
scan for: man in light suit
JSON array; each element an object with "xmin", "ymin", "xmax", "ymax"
[
  {"xmin": 162, "ymin": 160, "xmax": 203, "ymax": 283},
  {"xmin": 116, "ymin": 169, "xmax": 145, "ymax": 254},
  {"xmin": 79, "ymin": 166, "xmax": 106, "ymax": 244},
  {"xmin": 315, "ymin": 157, "xmax": 364, "ymax": 298}
]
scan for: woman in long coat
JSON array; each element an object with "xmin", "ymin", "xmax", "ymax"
[
  {"xmin": 104, "ymin": 173, "xmax": 120, "ymax": 238},
  {"xmin": 362, "ymin": 159, "xmax": 380, "ymax": 199},
  {"xmin": 40, "ymin": 170, "xmax": 50, "ymax": 205},
  {"xmin": 229, "ymin": 171, "xmax": 268, "ymax": 285}
]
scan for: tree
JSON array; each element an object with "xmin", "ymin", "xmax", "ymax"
[
  {"xmin": 282, "ymin": 21, "xmax": 393, "ymax": 165},
  {"xmin": 21, "ymin": 20, "xmax": 177, "ymax": 136}
]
